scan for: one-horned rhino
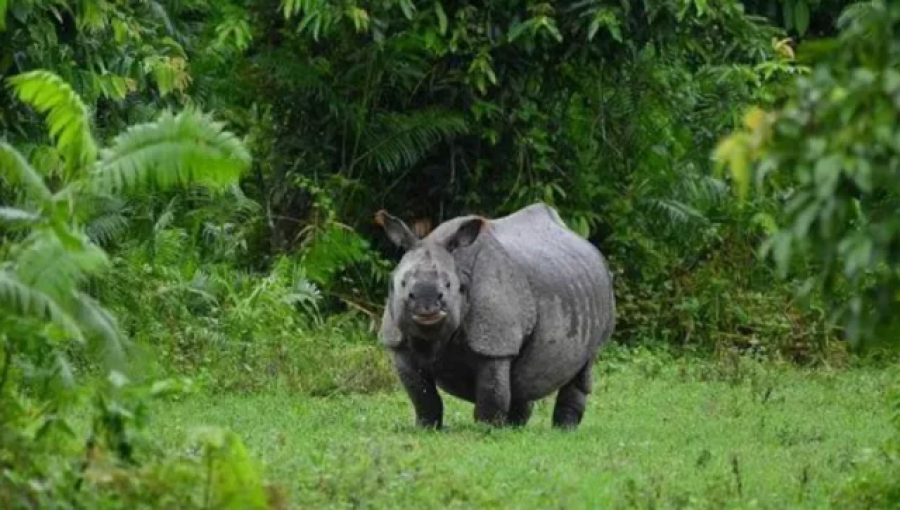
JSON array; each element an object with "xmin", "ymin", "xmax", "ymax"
[{"xmin": 376, "ymin": 202, "xmax": 616, "ymax": 430}]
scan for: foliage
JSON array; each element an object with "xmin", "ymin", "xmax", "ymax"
[
  {"xmin": 743, "ymin": 0, "xmax": 858, "ymax": 38},
  {"xmin": 0, "ymin": 373, "xmax": 278, "ymax": 509},
  {"xmin": 1, "ymin": 69, "xmax": 253, "ymax": 361},
  {"xmin": 0, "ymin": 69, "xmax": 278, "ymax": 509},
  {"xmin": 94, "ymin": 241, "xmax": 395, "ymax": 395},
  {"xmin": 166, "ymin": 0, "xmax": 837, "ymax": 359},
  {"xmin": 0, "ymin": 1, "xmax": 897, "ymax": 507},
  {"xmin": 0, "ymin": 0, "xmax": 848, "ymax": 358},
  {"xmin": 716, "ymin": 0, "xmax": 900, "ymax": 344}
]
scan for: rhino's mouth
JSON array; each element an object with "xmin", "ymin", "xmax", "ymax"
[{"xmin": 412, "ymin": 310, "xmax": 447, "ymax": 326}]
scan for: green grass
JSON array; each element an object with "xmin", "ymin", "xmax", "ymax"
[{"xmin": 146, "ymin": 350, "xmax": 898, "ymax": 509}]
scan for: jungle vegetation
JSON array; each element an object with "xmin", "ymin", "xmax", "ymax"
[{"xmin": 0, "ymin": 0, "xmax": 898, "ymax": 507}]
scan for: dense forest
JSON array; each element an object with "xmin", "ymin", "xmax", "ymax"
[{"xmin": 1, "ymin": 0, "xmax": 898, "ymax": 508}]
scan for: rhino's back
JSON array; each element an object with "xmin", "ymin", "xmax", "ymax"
[{"xmin": 489, "ymin": 203, "xmax": 615, "ymax": 400}]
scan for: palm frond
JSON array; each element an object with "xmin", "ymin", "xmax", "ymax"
[
  {"xmin": 0, "ymin": 206, "xmax": 41, "ymax": 225},
  {"xmin": 80, "ymin": 194, "xmax": 132, "ymax": 246},
  {"xmin": 88, "ymin": 108, "xmax": 252, "ymax": 194},
  {"xmin": 837, "ymin": 0, "xmax": 885, "ymax": 31},
  {"xmin": 85, "ymin": 210, "xmax": 130, "ymax": 247},
  {"xmin": 0, "ymin": 141, "xmax": 52, "ymax": 201},
  {"xmin": 684, "ymin": 175, "xmax": 729, "ymax": 209},
  {"xmin": 355, "ymin": 109, "xmax": 468, "ymax": 174},
  {"xmin": 155, "ymin": 197, "xmax": 180, "ymax": 233},
  {"xmin": 13, "ymin": 230, "xmax": 109, "ymax": 306},
  {"xmin": 74, "ymin": 291, "xmax": 125, "ymax": 365},
  {"xmin": 0, "ymin": 271, "xmax": 85, "ymax": 343},
  {"xmin": 6, "ymin": 70, "xmax": 98, "ymax": 172}
]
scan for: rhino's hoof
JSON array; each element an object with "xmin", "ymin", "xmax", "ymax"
[{"xmin": 551, "ymin": 410, "xmax": 584, "ymax": 430}]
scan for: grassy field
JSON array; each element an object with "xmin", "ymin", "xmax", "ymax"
[{"xmin": 146, "ymin": 350, "xmax": 898, "ymax": 509}]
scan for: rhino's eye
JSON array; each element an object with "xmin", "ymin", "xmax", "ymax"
[
  {"xmin": 444, "ymin": 281, "xmax": 451, "ymax": 289},
  {"xmin": 401, "ymin": 280, "xmax": 407, "ymax": 288}
]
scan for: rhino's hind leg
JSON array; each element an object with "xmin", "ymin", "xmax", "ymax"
[
  {"xmin": 551, "ymin": 360, "xmax": 593, "ymax": 429},
  {"xmin": 507, "ymin": 400, "xmax": 533, "ymax": 427}
]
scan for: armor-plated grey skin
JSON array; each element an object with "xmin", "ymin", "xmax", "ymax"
[{"xmin": 376, "ymin": 203, "xmax": 616, "ymax": 430}]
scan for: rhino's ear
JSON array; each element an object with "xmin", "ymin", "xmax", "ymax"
[
  {"xmin": 375, "ymin": 210, "xmax": 418, "ymax": 251},
  {"xmin": 445, "ymin": 217, "xmax": 484, "ymax": 252}
]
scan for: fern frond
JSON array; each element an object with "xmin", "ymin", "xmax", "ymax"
[
  {"xmin": 88, "ymin": 108, "xmax": 252, "ymax": 194},
  {"xmin": 646, "ymin": 198, "xmax": 709, "ymax": 228},
  {"xmin": 356, "ymin": 109, "xmax": 468, "ymax": 174},
  {"xmin": 0, "ymin": 271, "xmax": 85, "ymax": 343},
  {"xmin": 0, "ymin": 141, "xmax": 52, "ymax": 201},
  {"xmin": 7, "ymin": 70, "xmax": 98, "ymax": 173}
]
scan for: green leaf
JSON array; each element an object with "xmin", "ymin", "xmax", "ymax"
[
  {"xmin": 355, "ymin": 108, "xmax": 468, "ymax": 174},
  {"xmin": 14, "ymin": 229, "xmax": 110, "ymax": 305},
  {"xmin": 7, "ymin": 70, "xmax": 98, "ymax": 177},
  {"xmin": 770, "ymin": 232, "xmax": 794, "ymax": 276},
  {"xmin": 108, "ymin": 369, "xmax": 130, "ymax": 388},
  {"xmin": 399, "ymin": 0, "xmax": 415, "ymax": 20},
  {"xmin": 507, "ymin": 19, "xmax": 533, "ymax": 43},
  {"xmin": 813, "ymin": 155, "xmax": 841, "ymax": 198},
  {"xmin": 794, "ymin": 0, "xmax": 810, "ymax": 36},
  {"xmin": 87, "ymin": 108, "xmax": 252, "ymax": 195},
  {"xmin": 74, "ymin": 291, "xmax": 124, "ymax": 365},
  {"xmin": 0, "ymin": 0, "xmax": 8, "ymax": 31},
  {"xmin": 750, "ymin": 212, "xmax": 779, "ymax": 234},
  {"xmin": 434, "ymin": 2, "xmax": 447, "ymax": 35},
  {"xmin": 0, "ymin": 206, "xmax": 41, "ymax": 225},
  {"xmin": 0, "ymin": 271, "xmax": 85, "ymax": 343},
  {"xmin": 841, "ymin": 236, "xmax": 873, "ymax": 279},
  {"xmin": 0, "ymin": 141, "xmax": 52, "ymax": 202},
  {"xmin": 150, "ymin": 378, "xmax": 193, "ymax": 398},
  {"xmin": 783, "ymin": 0, "xmax": 795, "ymax": 30}
]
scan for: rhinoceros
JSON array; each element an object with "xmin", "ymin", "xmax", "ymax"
[{"xmin": 376, "ymin": 202, "xmax": 616, "ymax": 429}]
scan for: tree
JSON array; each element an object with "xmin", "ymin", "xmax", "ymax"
[{"xmin": 716, "ymin": 0, "xmax": 900, "ymax": 344}]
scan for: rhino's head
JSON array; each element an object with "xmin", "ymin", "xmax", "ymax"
[{"xmin": 376, "ymin": 210, "xmax": 484, "ymax": 340}]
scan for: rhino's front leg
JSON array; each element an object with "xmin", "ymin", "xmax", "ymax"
[
  {"xmin": 474, "ymin": 357, "xmax": 512, "ymax": 425},
  {"xmin": 392, "ymin": 349, "xmax": 444, "ymax": 429}
]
